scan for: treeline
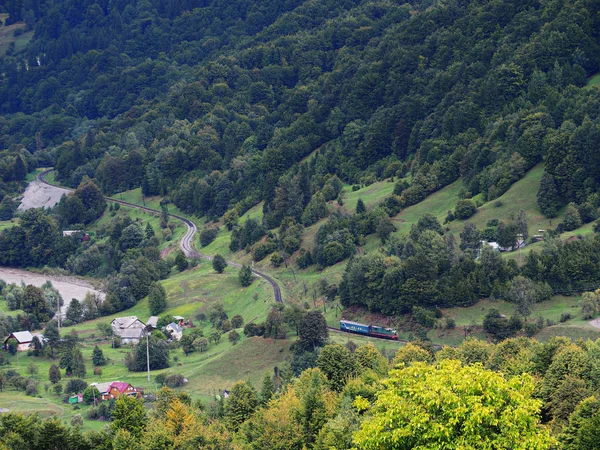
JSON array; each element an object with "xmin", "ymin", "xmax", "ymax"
[
  {"xmin": 0, "ymin": 0, "xmax": 597, "ymax": 236},
  {"xmin": 4, "ymin": 335, "xmax": 600, "ymax": 449}
]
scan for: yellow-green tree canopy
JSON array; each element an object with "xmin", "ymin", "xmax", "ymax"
[{"xmin": 353, "ymin": 359, "xmax": 555, "ymax": 450}]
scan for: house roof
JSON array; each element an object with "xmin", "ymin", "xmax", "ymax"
[
  {"xmin": 110, "ymin": 382, "xmax": 131, "ymax": 393},
  {"xmin": 111, "ymin": 316, "xmax": 145, "ymax": 330},
  {"xmin": 146, "ymin": 316, "xmax": 159, "ymax": 328},
  {"xmin": 120, "ymin": 328, "xmax": 144, "ymax": 339},
  {"xmin": 4, "ymin": 331, "xmax": 33, "ymax": 344},
  {"xmin": 91, "ymin": 382, "xmax": 113, "ymax": 394},
  {"xmin": 167, "ymin": 322, "xmax": 182, "ymax": 333},
  {"xmin": 173, "ymin": 316, "xmax": 185, "ymax": 321}
]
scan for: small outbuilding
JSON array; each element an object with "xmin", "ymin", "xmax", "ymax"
[
  {"xmin": 146, "ymin": 316, "xmax": 159, "ymax": 330},
  {"xmin": 3, "ymin": 331, "xmax": 33, "ymax": 352},
  {"xmin": 165, "ymin": 322, "xmax": 183, "ymax": 341}
]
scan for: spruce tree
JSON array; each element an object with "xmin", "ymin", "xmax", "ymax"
[
  {"xmin": 356, "ymin": 198, "xmax": 366, "ymax": 214},
  {"xmin": 145, "ymin": 222, "xmax": 155, "ymax": 239},
  {"xmin": 72, "ymin": 348, "xmax": 87, "ymax": 378},
  {"xmin": 260, "ymin": 373, "xmax": 275, "ymax": 405},
  {"xmin": 148, "ymin": 282, "xmax": 167, "ymax": 315},
  {"xmin": 92, "ymin": 346, "xmax": 106, "ymax": 366},
  {"xmin": 49, "ymin": 364, "xmax": 61, "ymax": 384},
  {"xmin": 239, "ymin": 265, "xmax": 254, "ymax": 287},
  {"xmin": 537, "ymin": 172, "xmax": 561, "ymax": 218},
  {"xmin": 13, "ymin": 155, "xmax": 26, "ymax": 181}
]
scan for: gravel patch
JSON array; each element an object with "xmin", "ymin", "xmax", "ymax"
[
  {"xmin": 0, "ymin": 267, "xmax": 104, "ymax": 314},
  {"xmin": 589, "ymin": 318, "xmax": 600, "ymax": 329},
  {"xmin": 17, "ymin": 180, "xmax": 71, "ymax": 211}
]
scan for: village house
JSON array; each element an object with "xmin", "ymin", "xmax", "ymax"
[
  {"xmin": 2, "ymin": 331, "xmax": 43, "ymax": 352},
  {"xmin": 120, "ymin": 328, "xmax": 145, "ymax": 345},
  {"xmin": 90, "ymin": 381, "xmax": 142, "ymax": 401},
  {"xmin": 111, "ymin": 316, "xmax": 145, "ymax": 334},
  {"xmin": 165, "ymin": 322, "xmax": 183, "ymax": 340},
  {"xmin": 146, "ymin": 316, "xmax": 159, "ymax": 330},
  {"xmin": 62, "ymin": 230, "xmax": 91, "ymax": 241}
]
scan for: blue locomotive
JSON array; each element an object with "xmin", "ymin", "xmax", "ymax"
[{"xmin": 340, "ymin": 319, "xmax": 398, "ymax": 340}]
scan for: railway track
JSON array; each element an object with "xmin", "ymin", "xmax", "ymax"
[{"xmin": 38, "ymin": 169, "xmax": 283, "ymax": 304}]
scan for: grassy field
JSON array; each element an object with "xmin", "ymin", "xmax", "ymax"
[
  {"xmin": 391, "ymin": 165, "xmax": 561, "ymax": 240},
  {"xmin": 0, "ymin": 15, "xmax": 33, "ymax": 56},
  {"xmin": 586, "ymin": 73, "xmax": 600, "ymax": 88},
  {"xmin": 343, "ymin": 180, "xmax": 397, "ymax": 213},
  {"xmin": 0, "ymin": 262, "xmax": 284, "ymax": 427}
]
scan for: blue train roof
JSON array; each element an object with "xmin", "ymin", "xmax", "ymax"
[
  {"xmin": 340, "ymin": 319, "xmax": 368, "ymax": 327},
  {"xmin": 340, "ymin": 319, "xmax": 397, "ymax": 333}
]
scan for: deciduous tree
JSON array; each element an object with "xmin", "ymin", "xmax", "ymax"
[{"xmin": 353, "ymin": 360, "xmax": 554, "ymax": 450}]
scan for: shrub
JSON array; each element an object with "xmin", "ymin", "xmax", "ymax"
[
  {"xmin": 270, "ymin": 252, "xmax": 284, "ymax": 267},
  {"xmin": 244, "ymin": 322, "xmax": 265, "ymax": 337},
  {"xmin": 560, "ymin": 312, "xmax": 572, "ymax": 323},
  {"xmin": 26, "ymin": 380, "xmax": 39, "ymax": 396},
  {"xmin": 228, "ymin": 330, "xmax": 240, "ymax": 345},
  {"xmin": 155, "ymin": 373, "xmax": 167, "ymax": 386},
  {"xmin": 252, "ymin": 242, "xmax": 277, "ymax": 262},
  {"xmin": 231, "ymin": 314, "xmax": 244, "ymax": 328},
  {"xmin": 444, "ymin": 317, "xmax": 456, "ymax": 329},
  {"xmin": 65, "ymin": 378, "xmax": 88, "ymax": 394},
  {"xmin": 199, "ymin": 227, "xmax": 219, "ymax": 247},
  {"xmin": 413, "ymin": 307, "xmax": 436, "ymax": 328},
  {"xmin": 71, "ymin": 414, "xmax": 83, "ymax": 427},
  {"xmin": 165, "ymin": 373, "xmax": 186, "ymax": 388},
  {"xmin": 454, "ymin": 199, "xmax": 477, "ymax": 219}
]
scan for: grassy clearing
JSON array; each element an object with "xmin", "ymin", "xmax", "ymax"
[
  {"xmin": 67, "ymin": 262, "xmax": 274, "ymax": 338},
  {"xmin": 0, "ymin": 16, "xmax": 33, "ymax": 57},
  {"xmin": 199, "ymin": 202, "xmax": 265, "ymax": 258},
  {"xmin": 393, "ymin": 180, "xmax": 464, "ymax": 235},
  {"xmin": 586, "ymin": 73, "xmax": 600, "ymax": 88},
  {"xmin": 445, "ymin": 165, "xmax": 559, "ymax": 237},
  {"xmin": 0, "ymin": 219, "xmax": 18, "ymax": 231},
  {"xmin": 342, "ymin": 180, "xmax": 397, "ymax": 213}
]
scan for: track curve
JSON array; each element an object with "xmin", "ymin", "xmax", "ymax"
[{"xmin": 38, "ymin": 169, "xmax": 283, "ymax": 304}]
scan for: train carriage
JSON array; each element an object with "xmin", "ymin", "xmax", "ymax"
[{"xmin": 340, "ymin": 319, "xmax": 398, "ymax": 340}]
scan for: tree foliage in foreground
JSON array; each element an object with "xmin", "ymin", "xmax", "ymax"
[{"xmin": 353, "ymin": 360, "xmax": 555, "ymax": 450}]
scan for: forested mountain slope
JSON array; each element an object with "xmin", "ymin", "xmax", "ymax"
[
  {"xmin": 0, "ymin": 0, "xmax": 598, "ymax": 220},
  {"xmin": 0, "ymin": 0, "xmax": 599, "ymax": 320}
]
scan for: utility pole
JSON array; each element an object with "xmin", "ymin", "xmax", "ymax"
[
  {"xmin": 57, "ymin": 295, "xmax": 61, "ymax": 333},
  {"xmin": 145, "ymin": 328, "xmax": 150, "ymax": 382},
  {"xmin": 517, "ymin": 233, "xmax": 524, "ymax": 265}
]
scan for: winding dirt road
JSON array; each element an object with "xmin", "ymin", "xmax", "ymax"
[{"xmin": 38, "ymin": 170, "xmax": 283, "ymax": 304}]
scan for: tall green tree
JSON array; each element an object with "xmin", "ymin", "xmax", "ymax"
[
  {"xmin": 537, "ymin": 172, "xmax": 561, "ymax": 218},
  {"xmin": 298, "ymin": 311, "xmax": 328, "ymax": 351},
  {"xmin": 92, "ymin": 346, "xmax": 106, "ymax": 366},
  {"xmin": 224, "ymin": 381, "xmax": 259, "ymax": 431},
  {"xmin": 111, "ymin": 395, "xmax": 147, "ymax": 438},
  {"xmin": 148, "ymin": 282, "xmax": 167, "ymax": 315},
  {"xmin": 239, "ymin": 265, "xmax": 254, "ymax": 287}
]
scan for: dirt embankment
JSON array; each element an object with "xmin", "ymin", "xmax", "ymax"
[{"xmin": 17, "ymin": 180, "xmax": 71, "ymax": 211}]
